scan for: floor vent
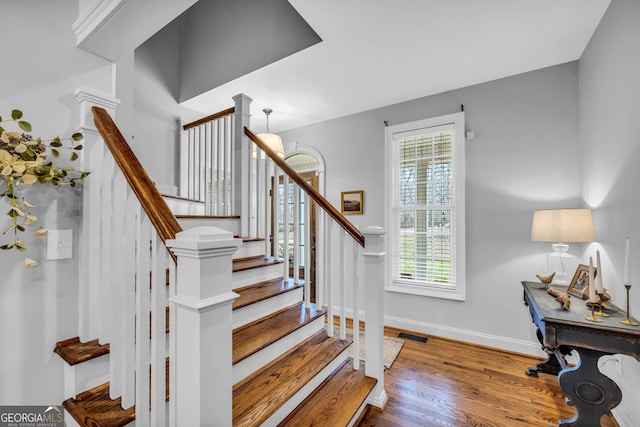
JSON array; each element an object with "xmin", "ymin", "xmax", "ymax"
[{"xmin": 398, "ymin": 332, "xmax": 428, "ymax": 343}]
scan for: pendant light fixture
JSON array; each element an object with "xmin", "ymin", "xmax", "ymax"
[{"xmin": 256, "ymin": 108, "xmax": 284, "ymax": 158}]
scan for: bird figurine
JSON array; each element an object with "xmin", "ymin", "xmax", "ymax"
[{"xmin": 536, "ymin": 272, "xmax": 556, "ymax": 287}]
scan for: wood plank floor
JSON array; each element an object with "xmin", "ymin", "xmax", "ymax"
[{"xmin": 358, "ymin": 326, "xmax": 619, "ymax": 427}]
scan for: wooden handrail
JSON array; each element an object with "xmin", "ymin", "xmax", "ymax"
[
  {"xmin": 182, "ymin": 107, "xmax": 235, "ymax": 131},
  {"xmin": 245, "ymin": 127, "xmax": 365, "ymax": 247},
  {"xmin": 92, "ymin": 107, "xmax": 183, "ymax": 253}
]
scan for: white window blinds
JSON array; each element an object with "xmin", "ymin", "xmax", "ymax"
[{"xmin": 386, "ymin": 113, "xmax": 465, "ymax": 300}]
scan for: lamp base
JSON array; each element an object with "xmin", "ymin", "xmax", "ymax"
[{"xmin": 547, "ymin": 243, "xmax": 574, "ymax": 284}]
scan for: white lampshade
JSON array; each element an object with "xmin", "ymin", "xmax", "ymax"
[
  {"xmin": 531, "ymin": 209, "xmax": 596, "ymax": 243},
  {"xmin": 256, "ymin": 132, "xmax": 284, "ymax": 158},
  {"xmin": 531, "ymin": 208, "xmax": 596, "ymax": 284}
]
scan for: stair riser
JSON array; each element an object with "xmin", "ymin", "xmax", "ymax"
[
  {"xmin": 233, "ymin": 316, "xmax": 325, "ymax": 384},
  {"xmin": 233, "ymin": 287, "xmax": 303, "ymax": 329},
  {"xmin": 234, "ymin": 240, "xmax": 267, "ymax": 259},
  {"xmin": 232, "ymin": 263, "xmax": 283, "ymax": 288},
  {"xmin": 63, "ymin": 355, "xmax": 110, "ymax": 400},
  {"xmin": 164, "ymin": 198, "xmax": 205, "ymax": 216},
  {"xmin": 262, "ymin": 348, "xmax": 351, "ymax": 427},
  {"xmin": 177, "ymin": 216, "xmax": 239, "ymax": 235}
]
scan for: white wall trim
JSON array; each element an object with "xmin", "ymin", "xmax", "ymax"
[
  {"xmin": 384, "ymin": 314, "xmax": 543, "ymax": 357},
  {"xmin": 73, "ymin": 0, "xmax": 127, "ymax": 47},
  {"xmin": 333, "ymin": 306, "xmax": 542, "ymax": 356}
]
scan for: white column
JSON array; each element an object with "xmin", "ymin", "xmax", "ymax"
[
  {"xmin": 362, "ymin": 226, "xmax": 387, "ymax": 409},
  {"xmin": 233, "ymin": 93, "xmax": 252, "ymax": 237},
  {"xmin": 167, "ymin": 227, "xmax": 240, "ymax": 427}
]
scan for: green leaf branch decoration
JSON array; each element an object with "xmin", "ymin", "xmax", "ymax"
[{"xmin": 0, "ymin": 110, "xmax": 89, "ymax": 267}]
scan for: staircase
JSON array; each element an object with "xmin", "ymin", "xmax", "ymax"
[{"xmin": 57, "ymin": 92, "xmax": 387, "ymax": 426}]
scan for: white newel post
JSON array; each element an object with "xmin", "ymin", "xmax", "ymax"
[
  {"xmin": 167, "ymin": 227, "xmax": 240, "ymax": 427},
  {"xmin": 232, "ymin": 93, "xmax": 252, "ymax": 237},
  {"xmin": 362, "ymin": 225, "xmax": 388, "ymax": 408},
  {"xmin": 74, "ymin": 87, "xmax": 120, "ymax": 344}
]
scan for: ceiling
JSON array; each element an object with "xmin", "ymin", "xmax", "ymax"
[{"xmin": 181, "ymin": 0, "xmax": 611, "ymax": 134}]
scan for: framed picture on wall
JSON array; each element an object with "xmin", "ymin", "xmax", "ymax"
[
  {"xmin": 341, "ymin": 190, "xmax": 363, "ymax": 214},
  {"xmin": 568, "ymin": 264, "xmax": 597, "ymax": 298}
]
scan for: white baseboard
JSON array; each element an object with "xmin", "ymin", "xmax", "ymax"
[
  {"xmin": 331, "ymin": 306, "xmax": 543, "ymax": 357},
  {"xmin": 384, "ymin": 315, "xmax": 544, "ymax": 356}
]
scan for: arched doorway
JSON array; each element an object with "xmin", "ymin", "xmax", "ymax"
[{"xmin": 274, "ymin": 144, "xmax": 325, "ymax": 302}]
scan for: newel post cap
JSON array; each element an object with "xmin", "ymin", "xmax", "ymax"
[
  {"xmin": 362, "ymin": 225, "xmax": 386, "ymax": 237},
  {"xmin": 167, "ymin": 226, "xmax": 240, "ymax": 252}
]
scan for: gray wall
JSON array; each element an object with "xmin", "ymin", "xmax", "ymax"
[
  {"xmin": 133, "ymin": 20, "xmax": 202, "ymax": 189},
  {"xmin": 0, "ymin": 0, "xmax": 112, "ymax": 405},
  {"xmin": 280, "ymin": 62, "xmax": 582, "ymax": 354},
  {"xmin": 178, "ymin": 0, "xmax": 321, "ymax": 102},
  {"xmin": 579, "ymin": 0, "xmax": 640, "ymax": 424}
]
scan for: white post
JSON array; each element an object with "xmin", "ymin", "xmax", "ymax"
[
  {"xmin": 233, "ymin": 93, "xmax": 252, "ymax": 237},
  {"xmin": 362, "ymin": 226, "xmax": 387, "ymax": 409},
  {"xmin": 74, "ymin": 87, "xmax": 120, "ymax": 343},
  {"xmin": 167, "ymin": 227, "xmax": 240, "ymax": 427}
]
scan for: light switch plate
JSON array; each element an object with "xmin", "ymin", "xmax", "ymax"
[{"xmin": 46, "ymin": 229, "xmax": 73, "ymax": 260}]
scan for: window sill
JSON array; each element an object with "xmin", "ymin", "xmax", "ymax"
[{"xmin": 386, "ymin": 280, "xmax": 465, "ymax": 301}]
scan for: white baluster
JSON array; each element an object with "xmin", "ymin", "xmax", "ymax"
[
  {"xmin": 272, "ymin": 165, "xmax": 280, "ymax": 259},
  {"xmin": 187, "ymin": 128, "xmax": 195, "ymax": 200},
  {"xmin": 228, "ymin": 114, "xmax": 235, "ymax": 217},
  {"xmin": 315, "ymin": 207, "xmax": 324, "ymax": 309},
  {"xmin": 99, "ymin": 150, "xmax": 116, "ymax": 344},
  {"xmin": 326, "ymin": 220, "xmax": 334, "ymax": 338},
  {"xmin": 340, "ymin": 229, "xmax": 346, "ymax": 341},
  {"xmin": 264, "ymin": 157, "xmax": 271, "ymax": 255},
  {"xmin": 121, "ymin": 191, "xmax": 138, "ymax": 409},
  {"xmin": 168, "ymin": 258, "xmax": 177, "ymax": 427},
  {"xmin": 135, "ymin": 215, "xmax": 152, "ymax": 426},
  {"xmin": 293, "ymin": 184, "xmax": 300, "ymax": 285},
  {"xmin": 150, "ymin": 233, "xmax": 167, "ymax": 427},
  {"xmin": 256, "ymin": 147, "xmax": 263, "ymax": 237},
  {"xmin": 179, "ymin": 119, "xmax": 188, "ymax": 198},
  {"xmin": 304, "ymin": 192, "xmax": 311, "ymax": 308},
  {"xmin": 206, "ymin": 121, "xmax": 213, "ymax": 215},
  {"xmin": 283, "ymin": 175, "xmax": 290, "ymax": 280},
  {"xmin": 352, "ymin": 240, "xmax": 360, "ymax": 370},
  {"xmin": 109, "ymin": 170, "xmax": 127, "ymax": 398}
]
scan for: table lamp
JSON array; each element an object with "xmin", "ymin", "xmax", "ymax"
[{"xmin": 531, "ymin": 208, "xmax": 596, "ymax": 284}]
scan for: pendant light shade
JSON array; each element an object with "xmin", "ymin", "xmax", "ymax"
[{"xmin": 256, "ymin": 108, "xmax": 284, "ymax": 158}]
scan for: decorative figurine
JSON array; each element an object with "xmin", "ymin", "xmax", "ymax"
[
  {"xmin": 547, "ymin": 287, "xmax": 571, "ymax": 310},
  {"xmin": 536, "ymin": 272, "xmax": 556, "ymax": 287}
]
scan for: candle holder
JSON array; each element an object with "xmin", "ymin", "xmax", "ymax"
[
  {"xmin": 595, "ymin": 291, "xmax": 610, "ymax": 317},
  {"xmin": 585, "ymin": 302, "xmax": 602, "ymax": 322},
  {"xmin": 620, "ymin": 284, "xmax": 639, "ymax": 326}
]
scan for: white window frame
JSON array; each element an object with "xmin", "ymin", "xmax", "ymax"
[{"xmin": 385, "ymin": 112, "xmax": 466, "ymax": 301}]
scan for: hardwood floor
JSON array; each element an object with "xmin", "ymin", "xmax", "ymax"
[{"xmin": 358, "ymin": 326, "xmax": 619, "ymax": 427}]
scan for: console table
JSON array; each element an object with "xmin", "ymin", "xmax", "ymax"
[{"xmin": 522, "ymin": 281, "xmax": 640, "ymax": 426}]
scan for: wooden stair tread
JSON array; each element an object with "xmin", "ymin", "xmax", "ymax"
[
  {"xmin": 278, "ymin": 359, "xmax": 376, "ymax": 426},
  {"xmin": 233, "ymin": 255, "xmax": 282, "ymax": 272},
  {"xmin": 174, "ymin": 214, "xmax": 240, "ymax": 219},
  {"xmin": 233, "ymin": 302, "xmax": 326, "ymax": 364},
  {"xmin": 233, "ymin": 330, "xmax": 352, "ymax": 426},
  {"xmin": 63, "ymin": 383, "xmax": 135, "ymax": 427},
  {"xmin": 54, "ymin": 337, "xmax": 110, "ymax": 366},
  {"xmin": 233, "ymin": 277, "xmax": 303, "ymax": 310}
]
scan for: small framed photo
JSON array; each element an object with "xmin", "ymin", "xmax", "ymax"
[
  {"xmin": 341, "ymin": 190, "xmax": 363, "ymax": 214},
  {"xmin": 568, "ymin": 264, "xmax": 598, "ymax": 298}
]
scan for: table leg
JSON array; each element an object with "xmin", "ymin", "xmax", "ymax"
[
  {"xmin": 557, "ymin": 347, "xmax": 622, "ymax": 426},
  {"xmin": 525, "ymin": 328, "xmax": 571, "ymax": 377}
]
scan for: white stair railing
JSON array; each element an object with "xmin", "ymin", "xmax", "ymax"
[
  {"xmin": 246, "ymin": 127, "xmax": 388, "ymax": 407},
  {"xmin": 78, "ymin": 101, "xmax": 182, "ymax": 426},
  {"xmin": 180, "ymin": 107, "xmax": 235, "ymax": 216}
]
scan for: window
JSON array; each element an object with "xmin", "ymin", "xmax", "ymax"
[{"xmin": 385, "ymin": 112, "xmax": 465, "ymax": 300}]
